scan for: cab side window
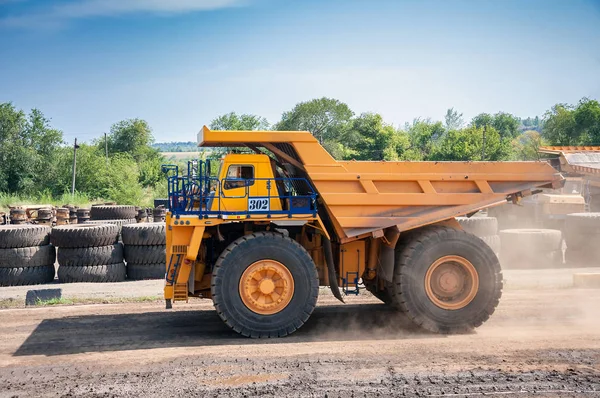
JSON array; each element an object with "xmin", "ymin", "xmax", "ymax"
[{"xmin": 223, "ymin": 165, "xmax": 254, "ymax": 190}]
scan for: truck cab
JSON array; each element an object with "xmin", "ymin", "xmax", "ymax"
[{"xmin": 211, "ymin": 154, "xmax": 283, "ymax": 213}]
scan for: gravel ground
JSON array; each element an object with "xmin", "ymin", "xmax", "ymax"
[{"xmin": 0, "ymin": 287, "xmax": 599, "ymax": 397}]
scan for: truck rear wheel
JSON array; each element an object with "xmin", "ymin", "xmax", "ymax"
[
  {"xmin": 211, "ymin": 232, "xmax": 319, "ymax": 338},
  {"xmin": 391, "ymin": 226, "xmax": 502, "ymax": 334}
]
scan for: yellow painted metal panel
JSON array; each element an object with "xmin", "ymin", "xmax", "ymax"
[{"xmin": 192, "ymin": 127, "xmax": 562, "ymax": 239}]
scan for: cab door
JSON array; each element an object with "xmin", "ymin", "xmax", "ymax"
[{"xmin": 217, "ymin": 164, "xmax": 258, "ymax": 212}]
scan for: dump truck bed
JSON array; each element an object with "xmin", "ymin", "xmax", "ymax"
[
  {"xmin": 199, "ymin": 126, "xmax": 563, "ymax": 239},
  {"xmin": 539, "ymin": 146, "xmax": 600, "ymax": 187}
]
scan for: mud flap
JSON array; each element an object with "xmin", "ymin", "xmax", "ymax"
[
  {"xmin": 323, "ymin": 237, "xmax": 345, "ymax": 303},
  {"xmin": 378, "ymin": 227, "xmax": 400, "ymax": 283},
  {"xmin": 378, "ymin": 244, "xmax": 395, "ymax": 283}
]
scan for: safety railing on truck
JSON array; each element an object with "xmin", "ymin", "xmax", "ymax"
[{"xmin": 162, "ymin": 160, "xmax": 318, "ymax": 218}]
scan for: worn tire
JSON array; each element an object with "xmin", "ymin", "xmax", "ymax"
[
  {"xmin": 481, "ymin": 235, "xmax": 501, "ymax": 254},
  {"xmin": 456, "ymin": 216, "xmax": 498, "ymax": 237},
  {"xmin": 565, "ymin": 213, "xmax": 600, "ymax": 250},
  {"xmin": 390, "ymin": 226, "xmax": 502, "ymax": 334},
  {"xmin": 124, "ymin": 245, "xmax": 166, "ymax": 264},
  {"xmin": 0, "ymin": 245, "xmax": 55, "ymax": 268},
  {"xmin": 57, "ymin": 244, "xmax": 123, "ymax": 267},
  {"xmin": 90, "ymin": 205, "xmax": 136, "ymax": 220},
  {"xmin": 0, "ymin": 265, "xmax": 55, "ymax": 286},
  {"xmin": 0, "ymin": 225, "xmax": 51, "ymax": 248},
  {"xmin": 212, "ymin": 232, "xmax": 319, "ymax": 338},
  {"xmin": 50, "ymin": 224, "xmax": 119, "ymax": 248},
  {"xmin": 83, "ymin": 219, "xmax": 136, "ymax": 228},
  {"xmin": 122, "ymin": 223, "xmax": 166, "ymax": 246},
  {"xmin": 499, "ymin": 229, "xmax": 562, "ymax": 254},
  {"xmin": 127, "ymin": 263, "xmax": 165, "ymax": 280},
  {"xmin": 502, "ymin": 249, "xmax": 564, "ymax": 269},
  {"xmin": 57, "ymin": 263, "xmax": 126, "ymax": 283}
]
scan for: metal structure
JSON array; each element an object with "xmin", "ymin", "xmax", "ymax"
[
  {"xmin": 539, "ymin": 146, "xmax": 600, "ymax": 212},
  {"xmin": 162, "ymin": 126, "xmax": 563, "ymax": 338}
]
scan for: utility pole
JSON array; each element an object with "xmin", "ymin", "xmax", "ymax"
[
  {"xmin": 482, "ymin": 125, "xmax": 486, "ymax": 161},
  {"xmin": 71, "ymin": 138, "xmax": 80, "ymax": 196},
  {"xmin": 104, "ymin": 132, "xmax": 108, "ymax": 165}
]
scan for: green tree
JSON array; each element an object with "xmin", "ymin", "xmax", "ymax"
[
  {"xmin": 340, "ymin": 113, "xmax": 409, "ymax": 161},
  {"xmin": 492, "ymin": 112, "xmax": 520, "ymax": 139},
  {"xmin": 209, "ymin": 112, "xmax": 270, "ymax": 131},
  {"xmin": 511, "ymin": 130, "xmax": 543, "ymax": 160},
  {"xmin": 431, "ymin": 126, "xmax": 508, "ymax": 161},
  {"xmin": 0, "ymin": 103, "xmax": 64, "ymax": 194},
  {"xmin": 107, "ymin": 119, "xmax": 154, "ymax": 159},
  {"xmin": 542, "ymin": 103, "xmax": 578, "ymax": 145},
  {"xmin": 573, "ymin": 98, "xmax": 600, "ymax": 144},
  {"xmin": 405, "ymin": 119, "xmax": 446, "ymax": 160},
  {"xmin": 275, "ymin": 97, "xmax": 353, "ymax": 143},
  {"xmin": 444, "ymin": 108, "xmax": 464, "ymax": 131},
  {"xmin": 208, "ymin": 112, "xmax": 270, "ymax": 156},
  {"xmin": 472, "ymin": 112, "xmax": 520, "ymax": 139},
  {"xmin": 105, "ymin": 119, "xmax": 164, "ymax": 187}
]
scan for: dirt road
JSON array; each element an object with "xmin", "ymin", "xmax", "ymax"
[{"xmin": 0, "ymin": 289, "xmax": 599, "ymax": 397}]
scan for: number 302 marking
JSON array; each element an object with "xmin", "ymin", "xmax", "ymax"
[{"xmin": 248, "ymin": 198, "xmax": 269, "ymax": 211}]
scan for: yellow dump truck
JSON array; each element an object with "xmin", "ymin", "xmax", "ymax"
[{"xmin": 162, "ymin": 126, "xmax": 562, "ymax": 338}]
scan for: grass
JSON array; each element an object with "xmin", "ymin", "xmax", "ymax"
[{"xmin": 0, "ymin": 295, "xmax": 162, "ymax": 309}]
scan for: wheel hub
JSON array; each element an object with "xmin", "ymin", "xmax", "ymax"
[
  {"xmin": 425, "ymin": 255, "xmax": 479, "ymax": 310},
  {"xmin": 239, "ymin": 259, "xmax": 294, "ymax": 315}
]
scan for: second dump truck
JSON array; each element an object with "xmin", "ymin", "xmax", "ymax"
[{"xmin": 163, "ymin": 126, "xmax": 562, "ymax": 338}]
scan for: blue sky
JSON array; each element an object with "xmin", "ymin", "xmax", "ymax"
[{"xmin": 1, "ymin": 0, "xmax": 599, "ymax": 143}]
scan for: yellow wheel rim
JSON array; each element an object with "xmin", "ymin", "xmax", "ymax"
[
  {"xmin": 424, "ymin": 255, "xmax": 479, "ymax": 310},
  {"xmin": 239, "ymin": 259, "xmax": 294, "ymax": 315}
]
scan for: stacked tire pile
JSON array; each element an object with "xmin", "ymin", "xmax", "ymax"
[
  {"xmin": 86, "ymin": 205, "xmax": 137, "ymax": 231},
  {"xmin": 51, "ymin": 224, "xmax": 126, "ymax": 283},
  {"xmin": 0, "ymin": 225, "xmax": 55, "ymax": 286},
  {"xmin": 122, "ymin": 223, "xmax": 166, "ymax": 280},
  {"xmin": 564, "ymin": 213, "xmax": 600, "ymax": 267},
  {"xmin": 456, "ymin": 216, "xmax": 500, "ymax": 255},
  {"xmin": 498, "ymin": 229, "xmax": 562, "ymax": 269}
]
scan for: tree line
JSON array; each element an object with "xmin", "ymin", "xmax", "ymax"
[
  {"xmin": 0, "ymin": 103, "xmax": 164, "ymax": 206},
  {"xmin": 1, "ymin": 96, "xmax": 598, "ymax": 206},
  {"xmin": 206, "ymin": 97, "xmax": 598, "ymax": 162}
]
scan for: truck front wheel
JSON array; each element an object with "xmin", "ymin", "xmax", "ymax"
[
  {"xmin": 390, "ymin": 226, "xmax": 502, "ymax": 334},
  {"xmin": 211, "ymin": 232, "xmax": 319, "ymax": 338}
]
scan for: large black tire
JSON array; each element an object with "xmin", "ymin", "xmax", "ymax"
[
  {"xmin": 390, "ymin": 226, "xmax": 502, "ymax": 334},
  {"xmin": 84, "ymin": 219, "xmax": 136, "ymax": 228},
  {"xmin": 124, "ymin": 245, "xmax": 166, "ymax": 264},
  {"xmin": 481, "ymin": 235, "xmax": 501, "ymax": 254},
  {"xmin": 50, "ymin": 224, "xmax": 119, "ymax": 248},
  {"xmin": 499, "ymin": 229, "xmax": 562, "ymax": 254},
  {"xmin": 90, "ymin": 205, "xmax": 136, "ymax": 220},
  {"xmin": 0, "ymin": 245, "xmax": 55, "ymax": 268},
  {"xmin": 565, "ymin": 213, "xmax": 600, "ymax": 250},
  {"xmin": 122, "ymin": 223, "xmax": 166, "ymax": 246},
  {"xmin": 57, "ymin": 244, "xmax": 123, "ymax": 267},
  {"xmin": 57, "ymin": 263, "xmax": 126, "ymax": 283},
  {"xmin": 456, "ymin": 216, "xmax": 498, "ymax": 237},
  {"xmin": 0, "ymin": 265, "xmax": 55, "ymax": 286},
  {"xmin": 127, "ymin": 263, "xmax": 165, "ymax": 280},
  {"xmin": 212, "ymin": 232, "xmax": 319, "ymax": 338},
  {"xmin": 0, "ymin": 225, "xmax": 51, "ymax": 248}
]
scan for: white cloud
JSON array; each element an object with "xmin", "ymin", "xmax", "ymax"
[{"xmin": 1, "ymin": 0, "xmax": 245, "ymax": 28}]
